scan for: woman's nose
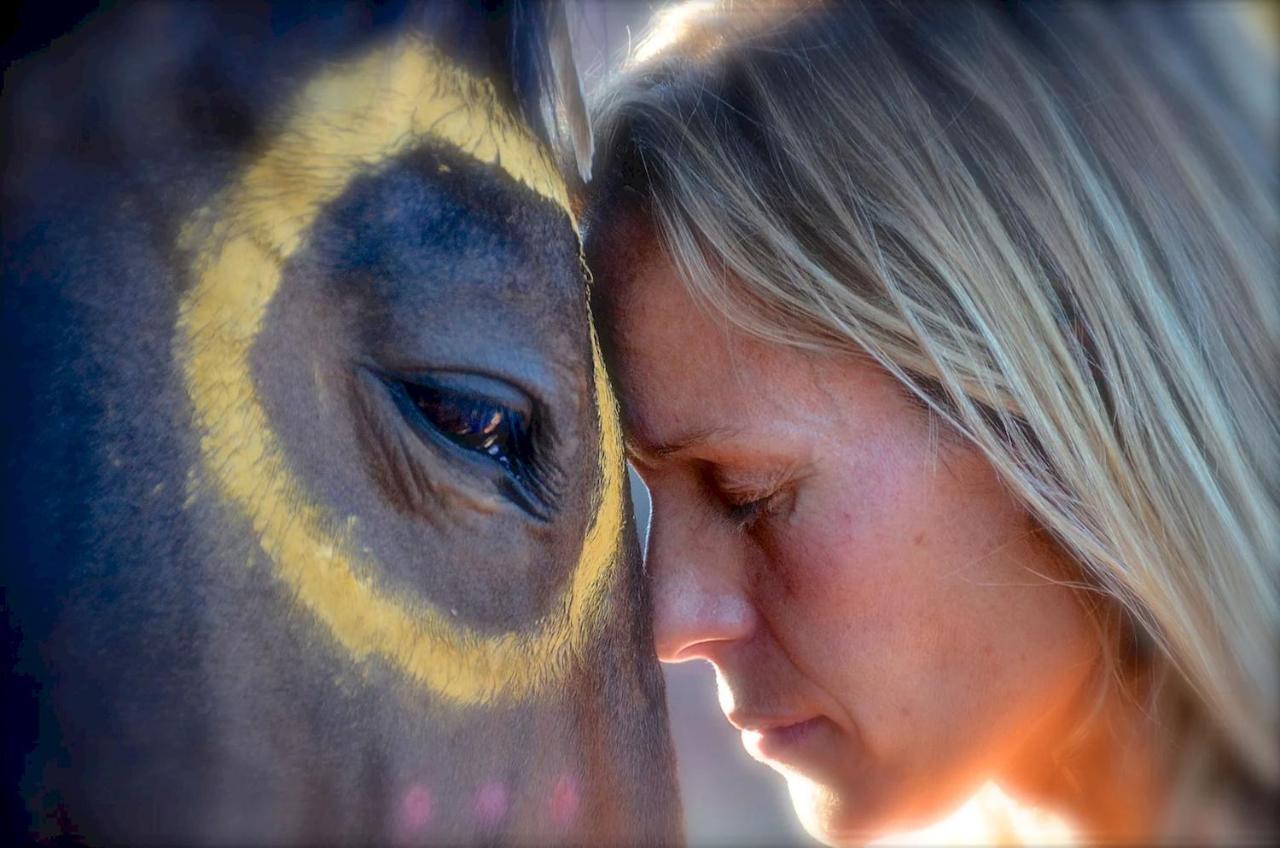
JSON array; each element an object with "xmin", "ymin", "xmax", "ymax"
[{"xmin": 647, "ymin": 505, "xmax": 757, "ymax": 663}]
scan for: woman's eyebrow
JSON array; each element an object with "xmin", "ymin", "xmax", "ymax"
[{"xmin": 625, "ymin": 424, "xmax": 744, "ymax": 465}]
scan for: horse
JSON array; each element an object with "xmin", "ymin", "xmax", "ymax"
[{"xmin": 1, "ymin": 2, "xmax": 681, "ymax": 843}]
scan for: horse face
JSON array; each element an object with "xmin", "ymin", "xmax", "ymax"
[{"xmin": 1, "ymin": 4, "xmax": 680, "ymax": 844}]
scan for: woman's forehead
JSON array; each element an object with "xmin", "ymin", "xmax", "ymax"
[{"xmin": 597, "ymin": 264, "xmax": 900, "ymax": 468}]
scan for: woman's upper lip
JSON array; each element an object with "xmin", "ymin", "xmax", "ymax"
[{"xmin": 725, "ymin": 711, "xmax": 817, "ymax": 732}]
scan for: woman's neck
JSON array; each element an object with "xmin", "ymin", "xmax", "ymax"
[{"xmin": 1001, "ymin": 670, "xmax": 1168, "ymax": 843}]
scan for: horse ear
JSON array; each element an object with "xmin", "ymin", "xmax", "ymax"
[{"xmin": 507, "ymin": 0, "xmax": 594, "ymax": 185}]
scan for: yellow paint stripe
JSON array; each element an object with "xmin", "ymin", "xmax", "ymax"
[{"xmin": 176, "ymin": 36, "xmax": 621, "ymax": 705}]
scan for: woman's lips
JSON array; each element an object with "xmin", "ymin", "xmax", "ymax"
[{"xmin": 732, "ymin": 715, "xmax": 827, "ymax": 764}]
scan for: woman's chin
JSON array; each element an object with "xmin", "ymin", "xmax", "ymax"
[
  {"xmin": 783, "ymin": 771, "xmax": 979, "ymax": 847},
  {"xmin": 786, "ymin": 773, "xmax": 893, "ymax": 846}
]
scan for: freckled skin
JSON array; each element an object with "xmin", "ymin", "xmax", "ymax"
[
  {"xmin": 1, "ymin": 4, "xmax": 679, "ymax": 845},
  {"xmin": 588, "ymin": 219, "xmax": 1098, "ymax": 844}
]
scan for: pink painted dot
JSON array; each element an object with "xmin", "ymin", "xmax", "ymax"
[
  {"xmin": 397, "ymin": 784, "xmax": 433, "ymax": 840},
  {"xmin": 550, "ymin": 773, "xmax": 580, "ymax": 827},
  {"xmin": 472, "ymin": 781, "xmax": 509, "ymax": 825}
]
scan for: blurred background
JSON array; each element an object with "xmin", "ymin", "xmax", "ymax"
[{"xmin": 572, "ymin": 9, "xmax": 817, "ymax": 842}]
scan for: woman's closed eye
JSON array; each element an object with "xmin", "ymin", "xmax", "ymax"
[
  {"xmin": 713, "ymin": 471, "xmax": 796, "ymax": 533},
  {"xmin": 724, "ymin": 492, "xmax": 775, "ymax": 531}
]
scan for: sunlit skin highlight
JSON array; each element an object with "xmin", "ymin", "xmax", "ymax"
[{"xmin": 176, "ymin": 35, "xmax": 624, "ymax": 706}]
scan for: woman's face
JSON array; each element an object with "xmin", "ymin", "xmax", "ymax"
[{"xmin": 590, "ymin": 229, "xmax": 1101, "ymax": 844}]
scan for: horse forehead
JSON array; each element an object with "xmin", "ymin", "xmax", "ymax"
[
  {"xmin": 324, "ymin": 151, "xmax": 578, "ymax": 278},
  {"xmin": 309, "ymin": 151, "xmax": 588, "ymax": 359}
]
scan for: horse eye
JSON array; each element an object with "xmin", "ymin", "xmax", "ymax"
[
  {"xmin": 400, "ymin": 381, "xmax": 529, "ymax": 472},
  {"xmin": 387, "ymin": 375, "xmax": 555, "ymax": 518}
]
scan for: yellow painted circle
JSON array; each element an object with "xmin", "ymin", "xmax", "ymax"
[{"xmin": 175, "ymin": 36, "xmax": 624, "ymax": 706}]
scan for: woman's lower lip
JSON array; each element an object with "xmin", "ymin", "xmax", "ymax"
[{"xmin": 741, "ymin": 717, "xmax": 825, "ymax": 764}]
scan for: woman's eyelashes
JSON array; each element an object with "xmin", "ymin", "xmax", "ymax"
[
  {"xmin": 724, "ymin": 493, "xmax": 774, "ymax": 531},
  {"xmin": 713, "ymin": 471, "xmax": 795, "ymax": 533},
  {"xmin": 386, "ymin": 372, "xmax": 559, "ymax": 518}
]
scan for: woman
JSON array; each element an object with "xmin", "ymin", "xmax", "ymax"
[{"xmin": 584, "ymin": 1, "xmax": 1277, "ymax": 844}]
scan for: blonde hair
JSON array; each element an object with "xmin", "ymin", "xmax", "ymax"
[{"xmin": 589, "ymin": 0, "xmax": 1278, "ymax": 835}]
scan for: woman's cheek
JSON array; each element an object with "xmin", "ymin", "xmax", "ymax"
[
  {"xmin": 764, "ymin": 472, "xmax": 946, "ymax": 698},
  {"xmin": 772, "ymin": 457, "xmax": 1016, "ymax": 711},
  {"xmin": 773, "ymin": 460, "xmax": 942, "ymax": 627}
]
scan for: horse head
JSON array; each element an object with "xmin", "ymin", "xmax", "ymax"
[{"xmin": 1, "ymin": 2, "xmax": 680, "ymax": 843}]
